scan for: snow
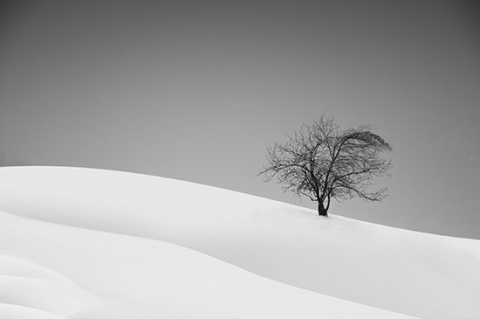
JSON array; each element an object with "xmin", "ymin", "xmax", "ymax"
[{"xmin": 0, "ymin": 166, "xmax": 479, "ymax": 319}]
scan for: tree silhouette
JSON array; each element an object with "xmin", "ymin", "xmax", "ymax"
[{"xmin": 259, "ymin": 117, "xmax": 393, "ymax": 216}]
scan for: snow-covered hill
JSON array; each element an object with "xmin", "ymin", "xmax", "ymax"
[{"xmin": 0, "ymin": 166, "xmax": 479, "ymax": 319}]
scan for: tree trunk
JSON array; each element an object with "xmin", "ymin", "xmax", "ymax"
[{"xmin": 318, "ymin": 201, "xmax": 328, "ymax": 216}]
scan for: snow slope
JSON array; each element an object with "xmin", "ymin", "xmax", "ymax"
[{"xmin": 0, "ymin": 166, "xmax": 479, "ymax": 319}]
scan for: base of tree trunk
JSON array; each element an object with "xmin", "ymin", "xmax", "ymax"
[{"xmin": 318, "ymin": 204, "xmax": 328, "ymax": 217}]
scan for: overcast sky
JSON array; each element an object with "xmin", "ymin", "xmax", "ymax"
[{"xmin": 1, "ymin": 0, "xmax": 479, "ymax": 238}]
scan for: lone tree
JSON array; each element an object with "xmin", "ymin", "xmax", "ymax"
[{"xmin": 259, "ymin": 116, "xmax": 392, "ymax": 216}]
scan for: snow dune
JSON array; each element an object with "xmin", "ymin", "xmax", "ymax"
[{"xmin": 0, "ymin": 166, "xmax": 479, "ymax": 319}]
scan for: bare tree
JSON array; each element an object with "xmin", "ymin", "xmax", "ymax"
[{"xmin": 259, "ymin": 116, "xmax": 393, "ymax": 216}]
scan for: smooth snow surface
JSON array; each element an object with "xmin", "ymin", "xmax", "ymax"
[{"xmin": 0, "ymin": 166, "xmax": 479, "ymax": 319}]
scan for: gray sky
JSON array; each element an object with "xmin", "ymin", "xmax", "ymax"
[{"xmin": 1, "ymin": 0, "xmax": 479, "ymax": 238}]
